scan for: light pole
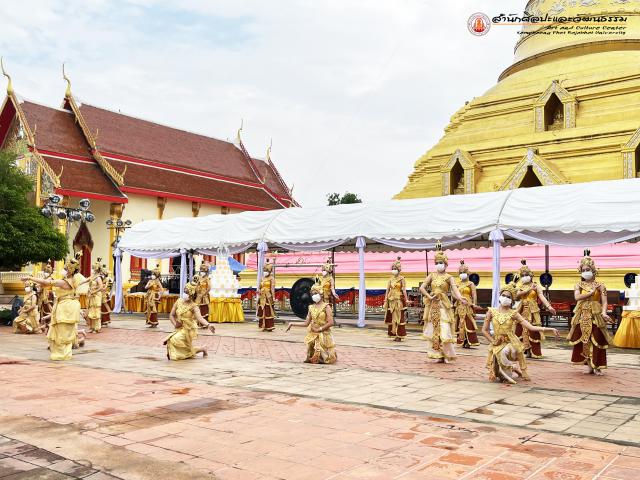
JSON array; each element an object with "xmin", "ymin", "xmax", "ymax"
[{"xmin": 106, "ymin": 218, "xmax": 132, "ymax": 272}]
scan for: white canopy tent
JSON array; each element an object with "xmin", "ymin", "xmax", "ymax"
[{"xmin": 115, "ymin": 178, "xmax": 640, "ymax": 325}]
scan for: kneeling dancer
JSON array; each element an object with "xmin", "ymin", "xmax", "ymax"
[
  {"xmin": 164, "ymin": 281, "xmax": 215, "ymax": 360},
  {"xmin": 483, "ymin": 282, "xmax": 559, "ymax": 384},
  {"xmin": 286, "ymin": 283, "xmax": 337, "ymax": 364}
]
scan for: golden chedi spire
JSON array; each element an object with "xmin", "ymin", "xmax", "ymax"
[{"xmin": 396, "ymin": 0, "xmax": 640, "ymax": 200}]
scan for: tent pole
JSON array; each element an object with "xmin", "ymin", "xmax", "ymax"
[
  {"xmin": 544, "ymin": 244, "xmax": 550, "ymax": 272},
  {"xmin": 425, "ymin": 250, "xmax": 429, "ymax": 274},
  {"xmin": 356, "ymin": 237, "xmax": 366, "ymax": 327},
  {"xmin": 331, "ymin": 248, "xmax": 339, "ymax": 326}
]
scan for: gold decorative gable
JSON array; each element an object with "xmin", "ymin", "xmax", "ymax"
[
  {"xmin": 499, "ymin": 148, "xmax": 568, "ymax": 190},
  {"xmin": 440, "ymin": 149, "xmax": 480, "ymax": 195},
  {"xmin": 533, "ymin": 80, "xmax": 577, "ymax": 132},
  {"xmin": 622, "ymin": 126, "xmax": 640, "ymax": 179}
]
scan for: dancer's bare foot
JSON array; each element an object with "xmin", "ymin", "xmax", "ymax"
[
  {"xmin": 202, "ymin": 347, "xmax": 208, "ymax": 357},
  {"xmin": 594, "ymin": 368, "xmax": 604, "ymax": 376},
  {"xmin": 584, "ymin": 365, "xmax": 594, "ymax": 375}
]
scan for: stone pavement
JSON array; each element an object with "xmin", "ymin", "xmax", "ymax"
[{"xmin": 1, "ymin": 316, "xmax": 640, "ymax": 479}]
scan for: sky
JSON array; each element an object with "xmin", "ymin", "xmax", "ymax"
[{"xmin": 0, "ymin": 0, "xmax": 525, "ymax": 207}]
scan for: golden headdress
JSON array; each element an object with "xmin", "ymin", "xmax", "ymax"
[
  {"xmin": 92, "ymin": 257, "xmax": 103, "ymax": 272},
  {"xmin": 579, "ymin": 249, "xmax": 597, "ymax": 275},
  {"xmin": 391, "ymin": 256, "xmax": 402, "ymax": 272},
  {"xmin": 458, "ymin": 259, "xmax": 469, "ymax": 274},
  {"xmin": 199, "ymin": 261, "xmax": 210, "ymax": 273},
  {"xmin": 310, "ymin": 281, "xmax": 322, "ymax": 295},
  {"xmin": 151, "ymin": 264, "xmax": 161, "ymax": 277},
  {"xmin": 100, "ymin": 263, "xmax": 109, "ymax": 276},
  {"xmin": 263, "ymin": 260, "xmax": 273, "ymax": 274},
  {"xmin": 434, "ymin": 241, "xmax": 448, "ymax": 265},
  {"xmin": 23, "ymin": 278, "xmax": 36, "ymax": 289},
  {"xmin": 321, "ymin": 259, "xmax": 333, "ymax": 274},
  {"xmin": 500, "ymin": 281, "xmax": 518, "ymax": 299},
  {"xmin": 518, "ymin": 259, "xmax": 533, "ymax": 277},
  {"xmin": 184, "ymin": 279, "xmax": 198, "ymax": 297},
  {"xmin": 65, "ymin": 252, "xmax": 82, "ymax": 274}
]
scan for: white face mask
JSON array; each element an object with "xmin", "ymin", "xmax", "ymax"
[
  {"xmin": 322, "ymin": 271, "xmax": 328, "ymax": 277},
  {"xmin": 521, "ymin": 275, "xmax": 531, "ymax": 284},
  {"xmin": 311, "ymin": 294, "xmax": 322, "ymax": 303},
  {"xmin": 151, "ymin": 275, "xmax": 156, "ymax": 279},
  {"xmin": 182, "ymin": 293, "xmax": 190, "ymax": 300},
  {"xmin": 499, "ymin": 295, "xmax": 512, "ymax": 307},
  {"xmin": 61, "ymin": 269, "xmax": 68, "ymax": 277},
  {"xmin": 459, "ymin": 273, "xmax": 468, "ymax": 280},
  {"xmin": 436, "ymin": 263, "xmax": 446, "ymax": 273},
  {"xmin": 391, "ymin": 269, "xmax": 399, "ymax": 276},
  {"xmin": 263, "ymin": 271, "xmax": 269, "ymax": 277},
  {"xmin": 582, "ymin": 271, "xmax": 594, "ymax": 280},
  {"xmin": 25, "ymin": 287, "xmax": 31, "ymax": 292}
]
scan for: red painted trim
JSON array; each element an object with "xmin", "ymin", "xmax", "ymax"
[
  {"xmin": 38, "ymin": 149, "xmax": 93, "ymax": 162},
  {"xmin": 120, "ymin": 186, "xmax": 269, "ymax": 211},
  {"xmin": 101, "ymin": 151, "xmax": 263, "ymax": 188},
  {"xmin": 55, "ymin": 189, "xmax": 128, "ymax": 204},
  {"xmin": 0, "ymin": 99, "xmax": 16, "ymax": 148}
]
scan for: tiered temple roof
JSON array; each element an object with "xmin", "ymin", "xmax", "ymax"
[{"xmin": 0, "ymin": 84, "xmax": 297, "ymax": 210}]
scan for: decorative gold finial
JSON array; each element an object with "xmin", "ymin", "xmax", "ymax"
[
  {"xmin": 62, "ymin": 62, "xmax": 72, "ymax": 98},
  {"xmin": 236, "ymin": 118, "xmax": 244, "ymax": 143},
  {"xmin": 1, "ymin": 57, "xmax": 13, "ymax": 95}
]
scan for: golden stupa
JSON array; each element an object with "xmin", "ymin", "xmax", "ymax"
[{"xmin": 396, "ymin": 0, "xmax": 640, "ymax": 199}]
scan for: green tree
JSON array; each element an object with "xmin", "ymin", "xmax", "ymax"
[
  {"xmin": 326, "ymin": 192, "xmax": 363, "ymax": 206},
  {"xmin": 0, "ymin": 150, "xmax": 68, "ymax": 269}
]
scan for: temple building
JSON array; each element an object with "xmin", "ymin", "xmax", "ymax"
[
  {"xmin": 396, "ymin": 0, "xmax": 640, "ymax": 199},
  {"xmin": 0, "ymin": 68, "xmax": 296, "ymax": 282}
]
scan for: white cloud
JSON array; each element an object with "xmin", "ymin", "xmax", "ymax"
[{"xmin": 0, "ymin": 0, "xmax": 523, "ymax": 206}]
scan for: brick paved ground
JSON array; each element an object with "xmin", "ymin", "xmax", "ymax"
[{"xmin": 1, "ymin": 315, "xmax": 640, "ymax": 480}]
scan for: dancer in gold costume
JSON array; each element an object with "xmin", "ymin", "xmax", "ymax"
[
  {"xmin": 286, "ymin": 283, "xmax": 337, "ymax": 364},
  {"xmin": 320, "ymin": 260, "xmax": 339, "ymax": 307},
  {"xmin": 195, "ymin": 262, "xmax": 211, "ymax": 318},
  {"xmin": 13, "ymin": 280, "xmax": 42, "ymax": 334},
  {"xmin": 145, "ymin": 265, "xmax": 163, "ymax": 328},
  {"xmin": 165, "ymin": 280, "xmax": 215, "ymax": 360},
  {"xmin": 483, "ymin": 282, "xmax": 559, "ymax": 384},
  {"xmin": 420, "ymin": 243, "xmax": 468, "ymax": 363},
  {"xmin": 567, "ymin": 250, "xmax": 613, "ymax": 375},
  {"xmin": 38, "ymin": 263, "xmax": 54, "ymax": 324},
  {"xmin": 455, "ymin": 260, "xmax": 479, "ymax": 348},
  {"xmin": 257, "ymin": 261, "xmax": 275, "ymax": 331},
  {"xmin": 383, "ymin": 257, "xmax": 408, "ymax": 341},
  {"xmin": 515, "ymin": 259, "xmax": 556, "ymax": 358},
  {"xmin": 99, "ymin": 263, "xmax": 112, "ymax": 327},
  {"xmin": 87, "ymin": 258, "xmax": 104, "ymax": 333},
  {"xmin": 23, "ymin": 253, "xmax": 84, "ymax": 360}
]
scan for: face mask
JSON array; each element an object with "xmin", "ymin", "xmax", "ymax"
[
  {"xmin": 182, "ymin": 293, "xmax": 190, "ymax": 300},
  {"xmin": 151, "ymin": 275, "xmax": 156, "ymax": 279},
  {"xmin": 499, "ymin": 295, "xmax": 512, "ymax": 307},
  {"xmin": 25, "ymin": 287, "xmax": 31, "ymax": 292},
  {"xmin": 582, "ymin": 271, "xmax": 593, "ymax": 280},
  {"xmin": 263, "ymin": 271, "xmax": 269, "ymax": 277},
  {"xmin": 436, "ymin": 263, "xmax": 446, "ymax": 272},
  {"xmin": 312, "ymin": 294, "xmax": 321, "ymax": 303},
  {"xmin": 459, "ymin": 273, "xmax": 468, "ymax": 280},
  {"xmin": 521, "ymin": 275, "xmax": 531, "ymax": 284},
  {"xmin": 61, "ymin": 269, "xmax": 68, "ymax": 277},
  {"xmin": 391, "ymin": 269, "xmax": 399, "ymax": 276},
  {"xmin": 322, "ymin": 271, "xmax": 328, "ymax": 277}
]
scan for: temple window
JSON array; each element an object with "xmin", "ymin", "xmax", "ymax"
[
  {"xmin": 450, "ymin": 161, "xmax": 465, "ymax": 194},
  {"xmin": 544, "ymin": 93, "xmax": 564, "ymax": 131}
]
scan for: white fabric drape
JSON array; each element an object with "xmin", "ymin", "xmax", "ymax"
[
  {"xmin": 122, "ymin": 249, "xmax": 181, "ymax": 258},
  {"xmin": 356, "ymin": 236, "xmax": 366, "ymax": 327},
  {"xmin": 256, "ymin": 241, "xmax": 269, "ymax": 296},
  {"xmin": 370, "ymin": 234, "xmax": 483, "ymax": 251},
  {"xmin": 272, "ymin": 239, "xmax": 346, "ymax": 252},
  {"xmin": 503, "ymin": 229, "xmax": 640, "ymax": 247},
  {"xmin": 198, "ymin": 244, "xmax": 254, "ymax": 256},
  {"xmin": 113, "ymin": 248, "xmax": 123, "ymax": 313},
  {"xmin": 490, "ymin": 229, "xmax": 504, "ymax": 308},
  {"xmin": 179, "ymin": 249, "xmax": 187, "ymax": 296},
  {"xmin": 189, "ymin": 252, "xmax": 194, "ymax": 280}
]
